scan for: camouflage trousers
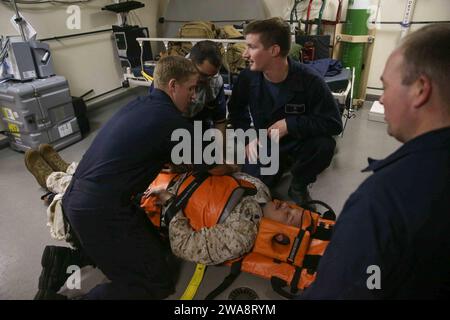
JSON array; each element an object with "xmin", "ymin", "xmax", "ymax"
[
  {"xmin": 46, "ymin": 162, "xmax": 78, "ymax": 194},
  {"xmin": 45, "ymin": 162, "xmax": 78, "ymax": 242}
]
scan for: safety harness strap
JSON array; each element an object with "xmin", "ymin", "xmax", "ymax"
[
  {"xmin": 302, "ymin": 254, "xmax": 321, "ymax": 272},
  {"xmin": 205, "ymin": 260, "xmax": 243, "ymax": 300},
  {"xmin": 164, "ymin": 171, "xmax": 209, "ymax": 226}
]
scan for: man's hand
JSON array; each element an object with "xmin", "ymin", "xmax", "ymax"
[
  {"xmin": 143, "ymin": 187, "xmax": 174, "ymax": 205},
  {"xmin": 163, "ymin": 163, "xmax": 193, "ymax": 174},
  {"xmin": 245, "ymin": 138, "xmax": 260, "ymax": 163},
  {"xmin": 268, "ymin": 119, "xmax": 288, "ymax": 141}
]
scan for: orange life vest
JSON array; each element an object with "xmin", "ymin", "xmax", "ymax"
[{"xmin": 140, "ymin": 172, "xmax": 257, "ymax": 229}]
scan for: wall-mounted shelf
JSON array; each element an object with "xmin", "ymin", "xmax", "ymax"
[{"xmin": 102, "ymin": 1, "xmax": 145, "ymax": 14}]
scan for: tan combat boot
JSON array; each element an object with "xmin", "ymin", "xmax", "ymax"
[
  {"xmin": 24, "ymin": 149, "xmax": 54, "ymax": 188},
  {"xmin": 38, "ymin": 144, "xmax": 70, "ymax": 172}
]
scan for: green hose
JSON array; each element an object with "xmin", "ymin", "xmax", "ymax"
[{"xmin": 317, "ymin": 0, "xmax": 327, "ymax": 35}]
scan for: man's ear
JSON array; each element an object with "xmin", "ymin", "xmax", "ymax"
[
  {"xmin": 271, "ymin": 44, "xmax": 281, "ymax": 57},
  {"xmin": 412, "ymin": 75, "xmax": 432, "ymax": 109},
  {"xmin": 168, "ymin": 78, "xmax": 177, "ymax": 93}
]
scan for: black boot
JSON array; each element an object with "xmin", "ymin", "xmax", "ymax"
[
  {"xmin": 34, "ymin": 245, "xmax": 92, "ymax": 300},
  {"xmin": 288, "ymin": 182, "xmax": 317, "ymax": 211}
]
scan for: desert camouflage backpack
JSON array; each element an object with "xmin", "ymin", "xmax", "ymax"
[
  {"xmin": 164, "ymin": 21, "xmax": 217, "ymax": 57},
  {"xmin": 218, "ymin": 25, "xmax": 247, "ymax": 74}
]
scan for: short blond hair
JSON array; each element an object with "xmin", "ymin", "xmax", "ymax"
[{"xmin": 153, "ymin": 56, "xmax": 198, "ymax": 89}]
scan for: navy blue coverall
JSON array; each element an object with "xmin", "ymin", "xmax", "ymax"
[
  {"xmin": 301, "ymin": 127, "xmax": 450, "ymax": 299},
  {"xmin": 62, "ymin": 89, "xmax": 206, "ymax": 299},
  {"xmin": 228, "ymin": 58, "xmax": 343, "ymax": 187}
]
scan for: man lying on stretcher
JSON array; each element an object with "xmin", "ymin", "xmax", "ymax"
[{"xmin": 140, "ymin": 170, "xmax": 328, "ymax": 265}]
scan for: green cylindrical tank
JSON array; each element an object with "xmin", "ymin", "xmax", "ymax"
[{"xmin": 341, "ymin": 0, "xmax": 370, "ymax": 98}]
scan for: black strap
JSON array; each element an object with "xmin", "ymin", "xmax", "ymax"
[
  {"xmin": 205, "ymin": 260, "xmax": 242, "ymax": 300},
  {"xmin": 313, "ymin": 225, "xmax": 333, "ymax": 240},
  {"xmin": 163, "ymin": 172, "xmax": 209, "ymax": 226},
  {"xmin": 290, "ymin": 267, "xmax": 302, "ymax": 294},
  {"xmin": 271, "ymin": 267, "xmax": 305, "ymax": 300},
  {"xmin": 40, "ymin": 191, "xmax": 56, "ymax": 204},
  {"xmin": 288, "ymin": 229, "xmax": 306, "ymax": 264},
  {"xmin": 303, "ymin": 200, "xmax": 336, "ymax": 220},
  {"xmin": 302, "ymin": 254, "xmax": 321, "ymax": 272},
  {"xmin": 271, "ymin": 277, "xmax": 296, "ymax": 299},
  {"xmin": 287, "ymin": 209, "xmax": 314, "ymax": 263}
]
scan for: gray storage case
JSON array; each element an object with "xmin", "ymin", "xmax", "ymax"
[{"xmin": 0, "ymin": 76, "xmax": 82, "ymax": 152}]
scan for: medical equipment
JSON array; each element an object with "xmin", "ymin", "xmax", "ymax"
[{"xmin": 0, "ymin": 76, "xmax": 82, "ymax": 152}]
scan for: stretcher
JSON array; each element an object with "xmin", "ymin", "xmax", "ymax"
[{"xmin": 140, "ymin": 172, "xmax": 336, "ymax": 299}]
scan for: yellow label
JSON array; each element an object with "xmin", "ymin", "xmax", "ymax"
[
  {"xmin": 2, "ymin": 107, "xmax": 15, "ymax": 120},
  {"xmin": 8, "ymin": 123, "xmax": 20, "ymax": 137}
]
